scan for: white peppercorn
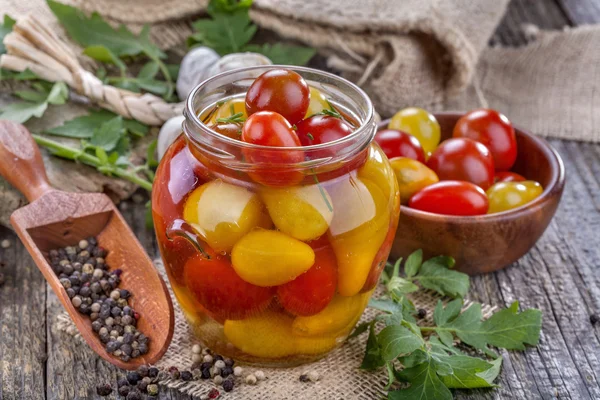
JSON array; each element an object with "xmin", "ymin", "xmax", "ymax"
[
  {"xmin": 308, "ymin": 371, "xmax": 320, "ymax": 382},
  {"xmin": 214, "ymin": 360, "xmax": 226, "ymax": 369},
  {"xmin": 254, "ymin": 370, "xmax": 266, "ymax": 381},
  {"xmin": 192, "ymin": 344, "xmax": 202, "ymax": 354},
  {"xmin": 203, "ymin": 354, "xmax": 213, "ymax": 363},
  {"xmin": 245, "ymin": 374, "xmax": 257, "ymax": 385},
  {"xmin": 192, "ymin": 354, "xmax": 202, "ymax": 363},
  {"xmin": 110, "ymin": 290, "xmax": 120, "ymax": 300},
  {"xmin": 233, "ymin": 366, "xmax": 243, "ymax": 376},
  {"xmin": 213, "ymin": 375, "xmax": 223, "ymax": 385}
]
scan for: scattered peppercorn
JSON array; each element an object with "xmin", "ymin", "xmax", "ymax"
[
  {"xmin": 417, "ymin": 308, "xmax": 427, "ymax": 319},
  {"xmin": 137, "ymin": 379, "xmax": 148, "ymax": 393},
  {"xmin": 96, "ymin": 383, "xmax": 113, "ymax": 396},
  {"xmin": 254, "ymin": 370, "xmax": 266, "ymax": 381},
  {"xmin": 233, "ymin": 366, "xmax": 244, "ymax": 376},
  {"xmin": 214, "ymin": 360, "xmax": 226, "ymax": 369},
  {"xmin": 118, "ymin": 385, "xmax": 130, "ymax": 397},
  {"xmin": 308, "ymin": 371, "xmax": 320, "ymax": 382},
  {"xmin": 127, "ymin": 371, "xmax": 142, "ymax": 385},
  {"xmin": 221, "ymin": 366, "xmax": 233, "ymax": 378},
  {"xmin": 245, "ymin": 374, "xmax": 257, "ymax": 385},
  {"xmin": 299, "ymin": 374, "xmax": 310, "ymax": 382},
  {"xmin": 148, "ymin": 367, "xmax": 159, "ymax": 379},
  {"xmin": 213, "ymin": 375, "xmax": 224, "ymax": 385},
  {"xmin": 207, "ymin": 388, "xmax": 220, "ymax": 399},
  {"xmin": 222, "ymin": 379, "xmax": 234, "ymax": 392},
  {"xmin": 591, "ymin": 314, "xmax": 599, "ymax": 325},
  {"xmin": 181, "ymin": 370, "xmax": 193, "ymax": 381},
  {"xmin": 192, "ymin": 344, "xmax": 202, "ymax": 354},
  {"xmin": 46, "ymin": 237, "xmax": 150, "ymax": 362},
  {"xmin": 168, "ymin": 366, "xmax": 181, "ymax": 380},
  {"xmin": 147, "ymin": 384, "xmax": 159, "ymax": 396},
  {"xmin": 126, "ymin": 390, "xmax": 143, "ymax": 400},
  {"xmin": 1, "ymin": 239, "xmax": 11, "ymax": 249}
]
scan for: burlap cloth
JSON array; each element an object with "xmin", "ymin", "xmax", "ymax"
[{"xmin": 55, "ymin": 260, "xmax": 496, "ymax": 399}]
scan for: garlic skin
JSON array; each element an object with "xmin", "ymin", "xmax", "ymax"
[
  {"xmin": 177, "ymin": 47, "xmax": 221, "ymax": 101},
  {"xmin": 207, "ymin": 52, "xmax": 272, "ymax": 78},
  {"xmin": 157, "ymin": 115, "xmax": 186, "ymax": 160}
]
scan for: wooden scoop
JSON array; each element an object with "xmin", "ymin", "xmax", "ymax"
[{"xmin": 0, "ymin": 121, "xmax": 174, "ymax": 370}]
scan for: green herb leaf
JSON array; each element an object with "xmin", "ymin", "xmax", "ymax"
[
  {"xmin": 146, "ymin": 139, "xmax": 159, "ymax": 168},
  {"xmin": 13, "ymin": 90, "xmax": 48, "ymax": 103},
  {"xmin": 0, "ymin": 101, "xmax": 48, "ymax": 123},
  {"xmin": 216, "ymin": 112, "xmax": 246, "ymax": 124},
  {"xmin": 83, "ymin": 45, "xmax": 127, "ymax": 74},
  {"xmin": 433, "ymin": 299, "xmax": 463, "ymax": 326},
  {"xmin": 0, "ymin": 15, "xmax": 16, "ymax": 55},
  {"xmin": 392, "ymin": 359, "xmax": 453, "ymax": 400},
  {"xmin": 244, "ymin": 43, "xmax": 316, "ymax": 66},
  {"xmin": 387, "ymin": 276, "xmax": 419, "ymax": 295},
  {"xmin": 89, "ymin": 116, "xmax": 124, "ymax": 152},
  {"xmin": 413, "ymin": 256, "xmax": 469, "ymax": 298},
  {"xmin": 45, "ymin": 110, "xmax": 148, "ymax": 139},
  {"xmin": 438, "ymin": 301, "xmax": 542, "ymax": 351},
  {"xmin": 138, "ymin": 61, "xmax": 160, "ymax": 79},
  {"xmin": 360, "ymin": 323, "xmax": 386, "ymax": 371},
  {"xmin": 189, "ymin": 8, "xmax": 257, "ymax": 55},
  {"xmin": 46, "ymin": 81, "xmax": 69, "ymax": 105},
  {"xmin": 437, "ymin": 355, "xmax": 502, "ymax": 389},
  {"xmin": 47, "ymin": 0, "xmax": 164, "ymax": 59},
  {"xmin": 404, "ymin": 249, "xmax": 423, "ymax": 278},
  {"xmin": 369, "ymin": 299, "xmax": 403, "ymax": 315},
  {"xmin": 378, "ymin": 325, "xmax": 424, "ymax": 362}
]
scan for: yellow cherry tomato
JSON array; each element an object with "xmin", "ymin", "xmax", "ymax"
[
  {"xmin": 261, "ymin": 184, "xmax": 333, "ymax": 241},
  {"xmin": 295, "ymin": 335, "xmax": 339, "ymax": 355},
  {"xmin": 486, "ymin": 180, "xmax": 543, "ymax": 213},
  {"xmin": 210, "ymin": 98, "xmax": 247, "ymax": 124},
  {"xmin": 357, "ymin": 144, "xmax": 399, "ymax": 202},
  {"xmin": 389, "ymin": 157, "xmax": 439, "ymax": 204},
  {"xmin": 388, "ymin": 107, "xmax": 440, "ymax": 153},
  {"xmin": 327, "ymin": 178, "xmax": 390, "ymax": 297},
  {"xmin": 304, "ymin": 87, "xmax": 329, "ymax": 118},
  {"xmin": 231, "ymin": 229, "xmax": 315, "ymax": 286},
  {"xmin": 292, "ymin": 292, "xmax": 370, "ymax": 337},
  {"xmin": 183, "ymin": 180, "xmax": 272, "ymax": 253},
  {"xmin": 224, "ymin": 312, "xmax": 296, "ymax": 358}
]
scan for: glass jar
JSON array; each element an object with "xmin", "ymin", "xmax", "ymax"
[{"xmin": 152, "ymin": 66, "xmax": 400, "ymax": 366}]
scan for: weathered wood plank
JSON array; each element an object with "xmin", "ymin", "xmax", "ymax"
[
  {"xmin": 556, "ymin": 0, "xmax": 600, "ymax": 24},
  {"xmin": 0, "ymin": 228, "xmax": 46, "ymax": 400}
]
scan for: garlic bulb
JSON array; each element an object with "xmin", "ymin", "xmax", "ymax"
[
  {"xmin": 207, "ymin": 52, "xmax": 272, "ymax": 78},
  {"xmin": 176, "ymin": 47, "xmax": 221, "ymax": 101},
  {"xmin": 157, "ymin": 115, "xmax": 186, "ymax": 160}
]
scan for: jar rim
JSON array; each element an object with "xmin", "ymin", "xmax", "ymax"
[{"xmin": 183, "ymin": 65, "xmax": 375, "ymax": 154}]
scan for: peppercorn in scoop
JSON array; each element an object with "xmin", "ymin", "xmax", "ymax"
[{"xmin": 47, "ymin": 237, "xmax": 150, "ymax": 362}]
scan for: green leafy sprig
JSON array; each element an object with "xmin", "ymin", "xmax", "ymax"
[
  {"xmin": 188, "ymin": 0, "xmax": 316, "ymax": 66},
  {"xmin": 47, "ymin": 0, "xmax": 177, "ymax": 100},
  {"xmin": 0, "ymin": 80, "xmax": 68, "ymax": 123},
  {"xmin": 352, "ymin": 251, "xmax": 542, "ymax": 399}
]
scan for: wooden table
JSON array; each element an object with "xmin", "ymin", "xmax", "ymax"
[{"xmin": 1, "ymin": 0, "xmax": 599, "ymax": 398}]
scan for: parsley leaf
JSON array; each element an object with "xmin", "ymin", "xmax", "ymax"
[
  {"xmin": 0, "ymin": 81, "xmax": 68, "ymax": 123},
  {"xmin": 89, "ymin": 116, "xmax": 125, "ymax": 152},
  {"xmin": 188, "ymin": 0, "xmax": 315, "ymax": 65},
  {"xmin": 436, "ymin": 301, "xmax": 542, "ymax": 351},
  {"xmin": 45, "ymin": 110, "xmax": 148, "ymax": 139},
  {"xmin": 392, "ymin": 358, "xmax": 453, "ymax": 400}
]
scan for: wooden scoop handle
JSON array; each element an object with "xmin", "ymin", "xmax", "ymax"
[{"xmin": 0, "ymin": 121, "xmax": 54, "ymax": 202}]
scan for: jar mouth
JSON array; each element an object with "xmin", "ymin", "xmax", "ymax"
[{"xmin": 183, "ymin": 65, "xmax": 375, "ymax": 156}]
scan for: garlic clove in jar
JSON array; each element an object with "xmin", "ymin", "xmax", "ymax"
[
  {"xmin": 207, "ymin": 52, "xmax": 272, "ymax": 78},
  {"xmin": 157, "ymin": 115, "xmax": 185, "ymax": 160},
  {"xmin": 176, "ymin": 47, "xmax": 221, "ymax": 101}
]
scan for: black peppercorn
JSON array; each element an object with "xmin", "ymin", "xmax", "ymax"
[
  {"xmin": 222, "ymin": 379, "xmax": 234, "ymax": 392},
  {"xmin": 127, "ymin": 371, "xmax": 142, "ymax": 385},
  {"xmin": 106, "ymin": 341, "xmax": 120, "ymax": 353},
  {"xmin": 148, "ymin": 367, "xmax": 159, "ymax": 379},
  {"xmin": 121, "ymin": 344, "xmax": 133, "ymax": 356},
  {"xmin": 135, "ymin": 364, "xmax": 149, "ymax": 378},
  {"xmin": 117, "ymin": 377, "xmax": 129, "ymax": 387},
  {"xmin": 118, "ymin": 385, "xmax": 130, "ymax": 397},
  {"xmin": 96, "ymin": 383, "xmax": 113, "ymax": 396},
  {"xmin": 201, "ymin": 368, "xmax": 211, "ymax": 379},
  {"xmin": 221, "ymin": 366, "xmax": 233, "ymax": 377},
  {"xmin": 91, "ymin": 321, "xmax": 102, "ymax": 332},
  {"xmin": 591, "ymin": 314, "xmax": 599, "ymax": 325},
  {"xmin": 181, "ymin": 371, "xmax": 193, "ymax": 381},
  {"xmin": 299, "ymin": 374, "xmax": 310, "ymax": 382},
  {"xmin": 138, "ymin": 343, "xmax": 149, "ymax": 355},
  {"xmin": 137, "ymin": 380, "xmax": 148, "ymax": 392},
  {"xmin": 224, "ymin": 358, "xmax": 234, "ymax": 367},
  {"xmin": 126, "ymin": 390, "xmax": 143, "ymax": 400},
  {"xmin": 213, "ymin": 354, "xmax": 224, "ymax": 362},
  {"xmin": 111, "ymin": 306, "xmax": 122, "ymax": 317},
  {"xmin": 417, "ymin": 308, "xmax": 427, "ymax": 319}
]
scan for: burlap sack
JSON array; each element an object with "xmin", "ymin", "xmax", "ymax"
[{"xmin": 56, "ymin": 260, "xmax": 496, "ymax": 400}]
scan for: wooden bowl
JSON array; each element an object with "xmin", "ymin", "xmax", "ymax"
[{"xmin": 380, "ymin": 112, "xmax": 565, "ymax": 274}]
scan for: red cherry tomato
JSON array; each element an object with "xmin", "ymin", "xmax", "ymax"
[
  {"xmin": 427, "ymin": 138, "xmax": 495, "ymax": 190},
  {"xmin": 277, "ymin": 246, "xmax": 337, "ymax": 316},
  {"xmin": 374, "ymin": 129, "xmax": 426, "ymax": 162},
  {"xmin": 453, "ymin": 108, "xmax": 517, "ymax": 171},
  {"xmin": 241, "ymin": 111, "xmax": 304, "ymax": 186},
  {"xmin": 245, "ymin": 69, "xmax": 310, "ymax": 125},
  {"xmin": 408, "ymin": 181, "xmax": 489, "ymax": 216},
  {"xmin": 494, "ymin": 171, "xmax": 526, "ymax": 183},
  {"xmin": 184, "ymin": 248, "xmax": 274, "ymax": 321},
  {"xmin": 296, "ymin": 115, "xmax": 354, "ymax": 146}
]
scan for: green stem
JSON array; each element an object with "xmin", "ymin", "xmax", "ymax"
[
  {"xmin": 33, "ymin": 134, "xmax": 153, "ymax": 192},
  {"xmin": 419, "ymin": 326, "xmax": 436, "ymax": 332}
]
